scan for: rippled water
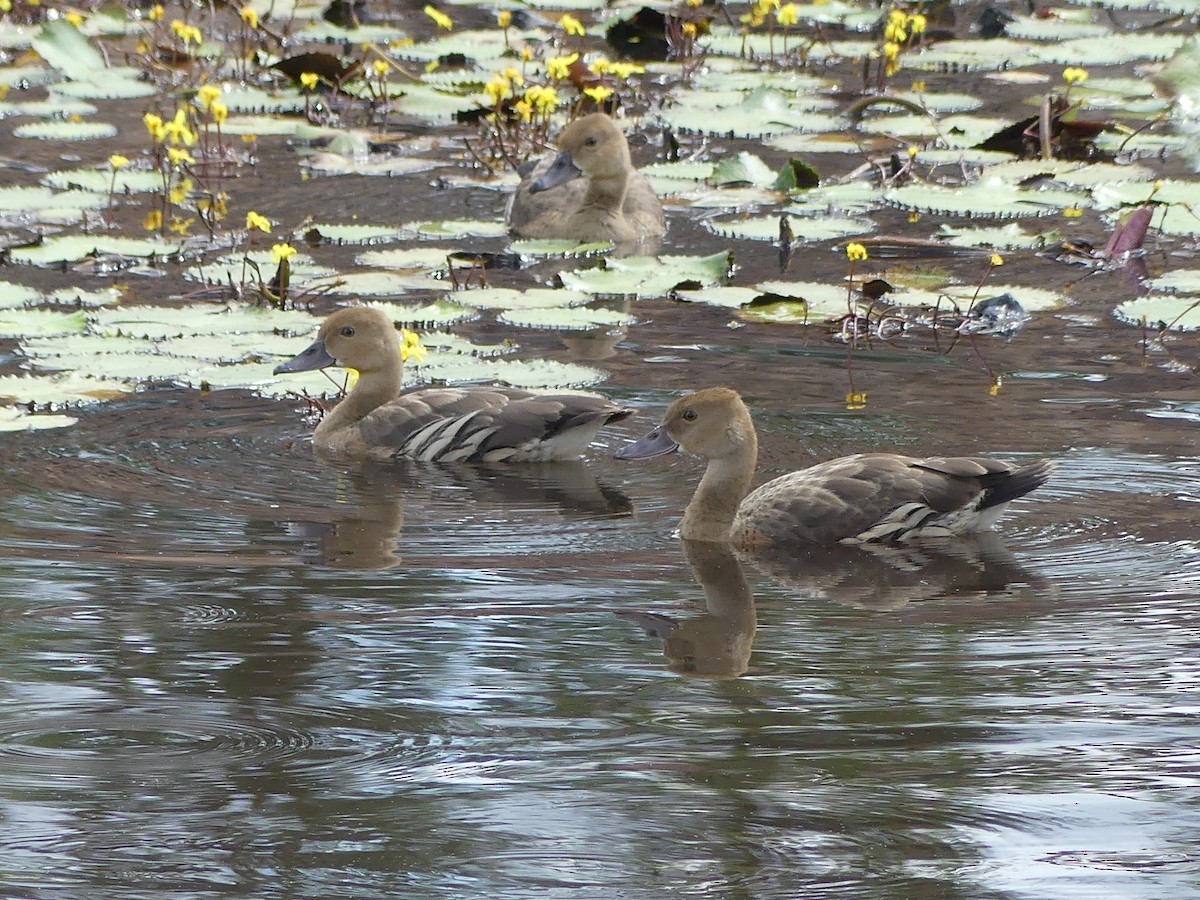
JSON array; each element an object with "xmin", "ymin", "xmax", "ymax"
[{"xmin": 3, "ymin": 292, "xmax": 1200, "ymax": 897}]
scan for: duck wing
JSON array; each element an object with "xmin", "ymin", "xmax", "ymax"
[
  {"xmin": 358, "ymin": 387, "xmax": 632, "ymax": 462},
  {"xmin": 735, "ymin": 453, "xmax": 1052, "ymax": 546}
]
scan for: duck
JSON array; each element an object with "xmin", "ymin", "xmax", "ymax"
[
  {"xmin": 273, "ymin": 307, "xmax": 632, "ymax": 462},
  {"xmin": 614, "ymin": 387, "xmax": 1053, "ymax": 547},
  {"xmin": 506, "ymin": 113, "xmax": 665, "ymax": 246}
]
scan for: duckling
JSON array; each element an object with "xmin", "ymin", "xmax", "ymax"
[
  {"xmin": 615, "ymin": 387, "xmax": 1053, "ymax": 547},
  {"xmin": 273, "ymin": 307, "xmax": 631, "ymax": 462},
  {"xmin": 507, "ymin": 114, "xmax": 665, "ymax": 245}
]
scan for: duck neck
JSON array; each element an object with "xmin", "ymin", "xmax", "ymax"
[
  {"xmin": 582, "ymin": 170, "xmax": 629, "ymax": 212},
  {"xmin": 680, "ymin": 431, "xmax": 758, "ymax": 543},
  {"xmin": 315, "ymin": 357, "xmax": 403, "ymax": 439}
]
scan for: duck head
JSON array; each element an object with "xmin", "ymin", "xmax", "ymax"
[
  {"xmin": 615, "ymin": 388, "xmax": 754, "ymax": 461},
  {"xmin": 530, "ymin": 114, "xmax": 634, "ymax": 194},
  {"xmin": 273, "ymin": 307, "xmax": 401, "ymax": 375}
]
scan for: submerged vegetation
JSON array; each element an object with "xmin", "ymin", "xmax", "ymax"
[{"xmin": 0, "ymin": 0, "xmax": 1198, "ymax": 429}]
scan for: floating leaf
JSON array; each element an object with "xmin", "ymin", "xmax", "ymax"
[
  {"xmin": 706, "ymin": 214, "xmax": 873, "ymax": 242},
  {"xmin": 43, "ymin": 167, "xmax": 171, "ymax": 194},
  {"xmin": 559, "ymin": 251, "xmax": 733, "ymax": 298},
  {"xmin": 404, "ymin": 219, "xmax": 508, "ymax": 238},
  {"xmin": 1030, "ymin": 33, "xmax": 1185, "ymax": 66},
  {"xmin": 0, "ymin": 281, "xmax": 42, "ymax": 309},
  {"xmin": 13, "ymin": 120, "xmax": 117, "ymax": 141},
  {"xmin": 10, "ymin": 234, "xmax": 185, "ymax": 266},
  {"xmin": 498, "ymin": 306, "xmax": 636, "ymax": 330},
  {"xmin": 454, "ymin": 288, "xmax": 590, "ymax": 310},
  {"xmin": 941, "ymin": 284, "xmax": 1066, "ymax": 311},
  {"xmin": 422, "ymin": 357, "xmax": 607, "ymax": 390},
  {"xmin": 657, "ymin": 87, "xmax": 841, "ymax": 138},
  {"xmin": 364, "ymin": 300, "xmax": 477, "ymax": 328},
  {"xmin": 1114, "ymin": 295, "xmax": 1200, "ymax": 330},
  {"xmin": 0, "ymin": 186, "xmax": 106, "ymax": 212},
  {"xmin": 48, "ymin": 75, "xmax": 157, "ymax": 100},
  {"xmin": 30, "ymin": 20, "xmax": 104, "ymax": 79},
  {"xmin": 936, "ymin": 223, "xmax": 1054, "ymax": 250},
  {"xmin": 508, "ymin": 239, "xmax": 614, "ymax": 257},
  {"xmin": 355, "ymin": 247, "xmax": 456, "ymax": 268},
  {"xmin": 0, "ymin": 309, "xmax": 89, "ymax": 337},
  {"xmin": 674, "ymin": 286, "xmax": 764, "ymax": 308},
  {"xmin": 90, "ymin": 305, "xmax": 317, "ymax": 340},
  {"xmin": 304, "ymin": 223, "xmax": 409, "ymax": 244},
  {"xmin": 0, "ymin": 372, "xmax": 131, "ymax": 405},
  {"xmin": 886, "ymin": 178, "xmax": 1090, "ymax": 218},
  {"xmin": 1146, "ymin": 271, "xmax": 1200, "ymax": 294},
  {"xmin": 0, "ymin": 407, "xmax": 77, "ymax": 432},
  {"xmin": 709, "ymin": 152, "xmax": 778, "ymax": 188}
]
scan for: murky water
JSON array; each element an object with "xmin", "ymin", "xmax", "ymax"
[{"xmin": 4, "ymin": 12, "xmax": 1200, "ymax": 895}]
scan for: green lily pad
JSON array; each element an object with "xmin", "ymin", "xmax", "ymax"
[
  {"xmin": 304, "ymin": 223, "xmax": 409, "ymax": 244},
  {"xmin": 453, "ymin": 288, "xmax": 590, "ymax": 310},
  {"xmin": 220, "ymin": 86, "xmax": 306, "ymax": 114},
  {"xmin": 43, "ymin": 167, "xmax": 171, "ymax": 194},
  {"xmin": 1114, "ymin": 295, "xmax": 1200, "ymax": 330},
  {"xmin": 559, "ymin": 251, "xmax": 733, "ymax": 298},
  {"xmin": 0, "ymin": 309, "xmax": 89, "ymax": 337},
  {"xmin": 706, "ymin": 214, "xmax": 874, "ymax": 242},
  {"xmin": 0, "ymin": 186, "xmax": 107, "ymax": 212},
  {"xmin": 30, "ymin": 20, "xmax": 104, "ymax": 79},
  {"xmin": 936, "ymin": 223, "xmax": 1055, "ymax": 250},
  {"xmin": 749, "ymin": 280, "xmax": 859, "ymax": 319},
  {"xmin": 1030, "ymin": 33, "xmax": 1185, "ymax": 66},
  {"xmin": 886, "ymin": 178, "xmax": 1090, "ymax": 218},
  {"xmin": 910, "ymin": 39, "xmax": 1039, "ymax": 73},
  {"xmin": 860, "ymin": 114, "xmax": 1013, "ymax": 148},
  {"xmin": 498, "ymin": 306, "xmax": 635, "ymax": 330},
  {"xmin": 355, "ymin": 246, "xmax": 455, "ymax": 268},
  {"xmin": 404, "ymin": 219, "xmax": 509, "ymax": 239},
  {"xmin": 13, "ymin": 120, "xmax": 117, "ymax": 141},
  {"xmin": 48, "ymin": 76, "xmax": 157, "ymax": 100},
  {"xmin": 0, "ymin": 372, "xmax": 131, "ymax": 405},
  {"xmin": 317, "ymin": 270, "xmax": 443, "ymax": 296},
  {"xmin": 508, "ymin": 239, "xmax": 614, "ymax": 257},
  {"xmin": 941, "ymin": 284, "xmax": 1066, "ymax": 311},
  {"xmin": 1146, "ymin": 271, "xmax": 1200, "ymax": 294},
  {"xmin": 0, "ymin": 98, "xmax": 98, "ymax": 118},
  {"xmin": 363, "ymin": 300, "xmax": 477, "ymax": 328},
  {"xmin": 90, "ymin": 305, "xmax": 318, "ymax": 340},
  {"xmin": 674, "ymin": 286, "xmax": 764, "ymax": 308},
  {"xmin": 1005, "ymin": 15, "xmax": 1111, "ymax": 41},
  {"xmin": 784, "ymin": 181, "xmax": 884, "ymax": 215},
  {"xmin": 301, "ymin": 153, "xmax": 442, "ymax": 177},
  {"xmin": 0, "ymin": 281, "xmax": 43, "ymax": 309},
  {"xmin": 185, "ymin": 251, "xmax": 337, "ymax": 286},
  {"xmin": 10, "ymin": 234, "xmax": 185, "ymax": 266},
  {"xmin": 422, "ymin": 357, "xmax": 606, "ymax": 390},
  {"xmin": 709, "ymin": 152, "xmax": 778, "ymax": 188},
  {"xmin": 0, "ymin": 407, "xmax": 78, "ymax": 432},
  {"xmin": 657, "ymin": 87, "xmax": 841, "ymax": 138}
]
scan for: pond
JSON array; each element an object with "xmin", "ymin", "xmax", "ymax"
[{"xmin": 1, "ymin": 1, "xmax": 1200, "ymax": 897}]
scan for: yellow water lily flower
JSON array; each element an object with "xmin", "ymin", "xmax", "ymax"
[
  {"xmin": 423, "ymin": 5, "xmax": 453, "ymax": 31},
  {"xmin": 545, "ymin": 53, "xmax": 579, "ymax": 80},
  {"xmin": 167, "ymin": 147, "xmax": 195, "ymax": 166},
  {"xmin": 143, "ymin": 113, "xmax": 166, "ymax": 142},
  {"xmin": 559, "ymin": 13, "xmax": 585, "ymax": 36},
  {"xmin": 497, "ymin": 10, "xmax": 512, "ymax": 28},
  {"xmin": 776, "ymin": 3, "xmax": 798, "ymax": 26},
  {"xmin": 246, "ymin": 210, "xmax": 272, "ymax": 233},
  {"xmin": 372, "ymin": 59, "xmax": 390, "ymax": 78},
  {"xmin": 210, "ymin": 102, "xmax": 228, "ymax": 125},
  {"xmin": 148, "ymin": 4, "xmax": 164, "ymax": 21},
  {"xmin": 271, "ymin": 242, "xmax": 297, "ymax": 263},
  {"xmin": 1063, "ymin": 67, "xmax": 1088, "ymax": 85},
  {"xmin": 144, "ymin": 209, "xmax": 163, "ymax": 231},
  {"xmin": 401, "ymin": 329, "xmax": 426, "ymax": 364},
  {"xmin": 583, "ymin": 85, "xmax": 613, "ymax": 104},
  {"xmin": 239, "ymin": 6, "xmax": 259, "ymax": 28},
  {"xmin": 845, "ymin": 242, "xmax": 868, "ymax": 262},
  {"xmin": 197, "ymin": 85, "xmax": 221, "ymax": 109},
  {"xmin": 990, "ymin": 253, "xmax": 1004, "ymax": 267},
  {"xmin": 109, "ymin": 154, "xmax": 129, "ymax": 169},
  {"xmin": 299, "ymin": 72, "xmax": 320, "ymax": 90}
]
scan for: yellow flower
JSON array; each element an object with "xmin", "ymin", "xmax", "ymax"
[
  {"xmin": 169, "ymin": 215, "xmax": 194, "ymax": 235},
  {"xmin": 143, "ymin": 112, "xmax": 165, "ymax": 142},
  {"xmin": 239, "ymin": 6, "xmax": 259, "ymax": 28},
  {"xmin": 271, "ymin": 242, "xmax": 297, "ymax": 263},
  {"xmin": 168, "ymin": 177, "xmax": 193, "ymax": 203},
  {"xmin": 524, "ymin": 84, "xmax": 559, "ymax": 112},
  {"xmin": 300, "ymin": 71, "xmax": 320, "ymax": 90},
  {"xmin": 1062, "ymin": 67, "xmax": 1088, "ymax": 85},
  {"xmin": 846, "ymin": 242, "xmax": 868, "ymax": 262},
  {"xmin": 484, "ymin": 75, "xmax": 510, "ymax": 105},
  {"xmin": 424, "ymin": 60, "xmax": 439, "ymax": 74},
  {"xmin": 1063, "ymin": 207, "xmax": 1083, "ymax": 218},
  {"xmin": 513, "ymin": 99, "xmax": 532, "ymax": 122},
  {"xmin": 197, "ymin": 85, "xmax": 221, "ymax": 109},
  {"xmin": 608, "ymin": 62, "xmax": 645, "ymax": 79},
  {"xmin": 503, "ymin": 66, "xmax": 523, "ymax": 86},
  {"xmin": 776, "ymin": 3, "xmax": 798, "ymax": 26},
  {"xmin": 687, "ymin": 0, "xmax": 703, "ymax": 7},
  {"xmin": 109, "ymin": 154, "xmax": 129, "ymax": 169},
  {"xmin": 423, "ymin": 5, "xmax": 453, "ymax": 31},
  {"xmin": 210, "ymin": 102, "xmax": 228, "ymax": 125},
  {"xmin": 497, "ymin": 10, "xmax": 512, "ymax": 28},
  {"xmin": 883, "ymin": 41, "xmax": 900, "ymax": 61},
  {"xmin": 545, "ymin": 53, "xmax": 579, "ymax": 80},
  {"xmin": 144, "ymin": 209, "xmax": 163, "ymax": 231},
  {"xmin": 372, "ymin": 59, "xmax": 390, "ymax": 78},
  {"xmin": 906, "ymin": 144, "xmax": 918, "ymax": 158},
  {"xmin": 66, "ymin": 12, "xmax": 83, "ymax": 27},
  {"xmin": 589, "ymin": 57, "xmax": 611, "ymax": 75},
  {"xmin": 401, "ymin": 329, "xmax": 426, "ymax": 364},
  {"xmin": 169, "ymin": 148, "xmax": 196, "ymax": 168},
  {"xmin": 911, "ymin": 79, "xmax": 925, "ymax": 93},
  {"xmin": 136, "ymin": 39, "xmax": 150, "ymax": 54},
  {"xmin": 559, "ymin": 13, "xmax": 585, "ymax": 36},
  {"xmin": 148, "ymin": 4, "xmax": 164, "ymax": 22},
  {"xmin": 682, "ymin": 21, "xmax": 698, "ymax": 38},
  {"xmin": 885, "ymin": 9, "xmax": 907, "ymax": 42},
  {"xmin": 845, "ymin": 390, "xmax": 867, "ymax": 410},
  {"xmin": 170, "ymin": 21, "xmax": 202, "ymax": 46},
  {"xmin": 520, "ymin": 48, "xmax": 533, "ymax": 61},
  {"xmin": 583, "ymin": 85, "xmax": 613, "ymax": 104},
  {"xmin": 164, "ymin": 108, "xmax": 196, "ymax": 146},
  {"xmin": 909, "ymin": 13, "xmax": 926, "ymax": 34},
  {"xmin": 246, "ymin": 210, "xmax": 272, "ymax": 233},
  {"xmin": 990, "ymin": 253, "xmax": 1004, "ymax": 267}
]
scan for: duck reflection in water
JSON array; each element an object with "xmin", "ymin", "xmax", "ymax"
[
  {"xmin": 621, "ymin": 541, "xmax": 756, "ymax": 679},
  {"xmin": 288, "ymin": 460, "xmax": 632, "ymax": 570}
]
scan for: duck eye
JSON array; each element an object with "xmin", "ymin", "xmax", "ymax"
[
  {"xmin": 340, "ymin": 326, "xmax": 355, "ymax": 337},
  {"xmin": 584, "ymin": 137, "xmax": 597, "ymax": 147},
  {"xmin": 682, "ymin": 409, "xmax": 697, "ymax": 421}
]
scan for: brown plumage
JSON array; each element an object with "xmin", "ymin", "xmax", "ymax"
[
  {"xmin": 506, "ymin": 114, "xmax": 665, "ymax": 247},
  {"xmin": 273, "ymin": 307, "xmax": 631, "ymax": 462},
  {"xmin": 615, "ymin": 387, "xmax": 1053, "ymax": 547}
]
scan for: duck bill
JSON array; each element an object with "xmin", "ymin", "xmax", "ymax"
[
  {"xmin": 529, "ymin": 151, "xmax": 582, "ymax": 193},
  {"xmin": 614, "ymin": 426, "xmax": 679, "ymax": 460},
  {"xmin": 274, "ymin": 338, "xmax": 336, "ymax": 374}
]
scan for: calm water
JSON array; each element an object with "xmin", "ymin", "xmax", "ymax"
[{"xmin": 3, "ymin": 13, "xmax": 1200, "ymax": 897}]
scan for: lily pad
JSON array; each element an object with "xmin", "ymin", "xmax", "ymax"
[
  {"xmin": 89, "ymin": 305, "xmax": 318, "ymax": 340},
  {"xmin": 0, "ymin": 281, "xmax": 43, "ymax": 309},
  {"xmin": 936, "ymin": 223, "xmax": 1055, "ymax": 250},
  {"xmin": 10, "ymin": 234, "xmax": 185, "ymax": 266},
  {"xmin": 43, "ymin": 167, "xmax": 174, "ymax": 194},
  {"xmin": 498, "ymin": 306, "xmax": 636, "ymax": 330},
  {"xmin": 304, "ymin": 223, "xmax": 409, "ymax": 244},
  {"xmin": 363, "ymin": 300, "xmax": 477, "ymax": 328},
  {"xmin": 885, "ymin": 178, "xmax": 1090, "ymax": 219},
  {"xmin": 453, "ymin": 288, "xmax": 590, "ymax": 310},
  {"xmin": 508, "ymin": 239, "xmax": 614, "ymax": 257},
  {"xmin": 13, "ymin": 120, "xmax": 117, "ymax": 141},
  {"xmin": 1146, "ymin": 271, "xmax": 1200, "ymax": 294},
  {"xmin": 1114, "ymin": 295, "xmax": 1200, "ymax": 330},
  {"xmin": 559, "ymin": 251, "xmax": 733, "ymax": 298},
  {"xmin": 404, "ymin": 219, "xmax": 509, "ymax": 239},
  {"xmin": 0, "ymin": 309, "xmax": 89, "ymax": 337},
  {"xmin": 706, "ymin": 214, "xmax": 874, "ymax": 242},
  {"xmin": 674, "ymin": 286, "xmax": 764, "ymax": 308},
  {"xmin": 0, "ymin": 407, "xmax": 78, "ymax": 432},
  {"xmin": 0, "ymin": 372, "xmax": 131, "ymax": 405}
]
